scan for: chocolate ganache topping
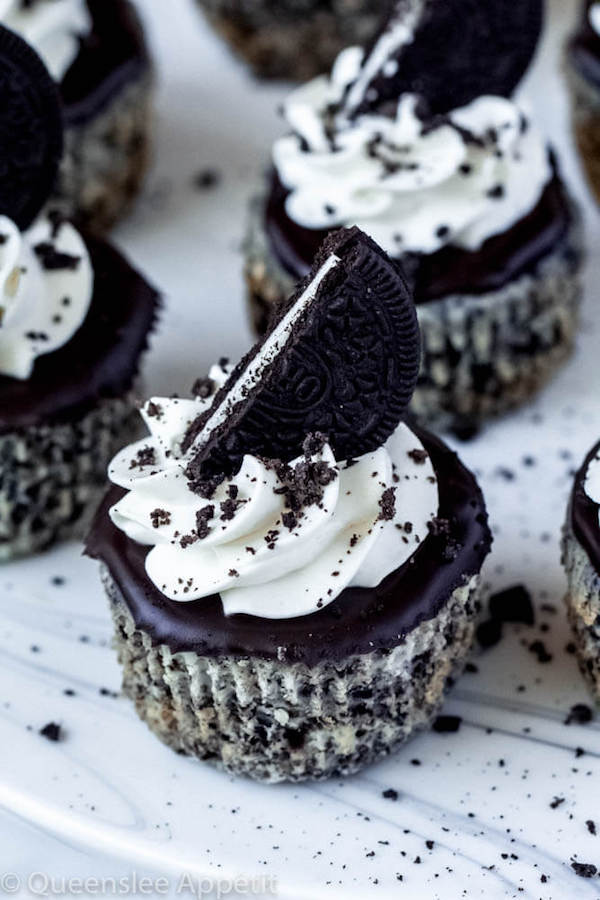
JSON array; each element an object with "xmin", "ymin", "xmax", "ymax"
[{"xmin": 87, "ymin": 228, "xmax": 492, "ymax": 643}]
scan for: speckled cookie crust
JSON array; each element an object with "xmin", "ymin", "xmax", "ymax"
[
  {"xmin": 567, "ymin": 61, "xmax": 600, "ymax": 204},
  {"xmin": 103, "ymin": 566, "xmax": 482, "ymax": 783},
  {"xmin": 52, "ymin": 72, "xmax": 153, "ymax": 236},
  {"xmin": 193, "ymin": 0, "xmax": 385, "ymax": 80},
  {"xmin": 562, "ymin": 518, "xmax": 600, "ymax": 701},
  {"xmin": 245, "ymin": 196, "xmax": 584, "ymax": 434},
  {"xmin": 0, "ymin": 396, "xmax": 140, "ymax": 561}
]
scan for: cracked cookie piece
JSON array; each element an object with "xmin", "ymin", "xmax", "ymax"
[
  {"xmin": 247, "ymin": 0, "xmax": 582, "ymax": 435},
  {"xmin": 87, "ymin": 228, "xmax": 491, "ymax": 783}
]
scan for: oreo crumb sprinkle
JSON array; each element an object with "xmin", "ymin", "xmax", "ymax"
[
  {"xmin": 33, "ymin": 242, "xmax": 81, "ymax": 271},
  {"xmin": 194, "ymin": 168, "xmax": 221, "ymax": 189},
  {"xmin": 195, "ymin": 505, "xmax": 215, "ymax": 539},
  {"xmin": 129, "ymin": 445, "xmax": 156, "ymax": 469},
  {"xmin": 191, "ymin": 377, "xmax": 216, "ymax": 399},
  {"xmin": 408, "ymin": 448, "xmax": 428, "ymax": 465},
  {"xmin": 382, "ymin": 788, "xmax": 398, "ymax": 801},
  {"xmin": 565, "ymin": 704, "xmax": 594, "ymax": 726},
  {"xmin": 194, "ymin": 474, "xmax": 225, "ymax": 499},
  {"xmin": 39, "ymin": 722, "xmax": 62, "ymax": 742},
  {"xmin": 571, "ymin": 862, "xmax": 597, "ymax": 878},
  {"xmin": 150, "ymin": 508, "xmax": 171, "ymax": 529},
  {"xmin": 478, "ymin": 584, "xmax": 536, "ymax": 650},
  {"xmin": 220, "ymin": 496, "xmax": 244, "ymax": 521},
  {"xmin": 489, "ymin": 584, "xmax": 534, "ymax": 625},
  {"xmin": 487, "ymin": 184, "xmax": 505, "ymax": 200},
  {"xmin": 432, "ymin": 715, "xmax": 462, "ymax": 734},
  {"xmin": 145, "ymin": 401, "xmax": 163, "ymax": 419},
  {"xmin": 262, "ymin": 434, "xmax": 338, "ymax": 527},
  {"xmin": 529, "ymin": 640, "xmax": 552, "ymax": 664},
  {"xmin": 378, "ymin": 487, "xmax": 396, "ymax": 521}
]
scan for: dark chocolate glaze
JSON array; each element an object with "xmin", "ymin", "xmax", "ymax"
[
  {"xmin": 265, "ymin": 162, "xmax": 575, "ymax": 305},
  {"xmin": 0, "ymin": 236, "xmax": 160, "ymax": 433},
  {"xmin": 60, "ymin": 0, "xmax": 149, "ymax": 127},
  {"xmin": 86, "ymin": 425, "xmax": 492, "ymax": 666},
  {"xmin": 569, "ymin": 0, "xmax": 600, "ymax": 90},
  {"xmin": 571, "ymin": 439, "xmax": 600, "ymax": 578}
]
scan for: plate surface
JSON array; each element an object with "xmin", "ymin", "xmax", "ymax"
[{"xmin": 2, "ymin": 0, "xmax": 600, "ymax": 897}]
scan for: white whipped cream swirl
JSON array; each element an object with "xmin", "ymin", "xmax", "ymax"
[
  {"xmin": 273, "ymin": 47, "xmax": 552, "ymax": 257},
  {"xmin": 0, "ymin": 0, "xmax": 91, "ymax": 82},
  {"xmin": 108, "ymin": 364, "xmax": 439, "ymax": 620},
  {"xmin": 0, "ymin": 214, "xmax": 93, "ymax": 379}
]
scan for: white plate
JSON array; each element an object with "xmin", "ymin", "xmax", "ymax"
[{"xmin": 2, "ymin": 0, "xmax": 600, "ymax": 897}]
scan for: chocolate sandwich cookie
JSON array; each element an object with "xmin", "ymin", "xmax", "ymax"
[
  {"xmin": 87, "ymin": 227, "xmax": 492, "ymax": 783},
  {"xmin": 562, "ymin": 440, "xmax": 600, "ymax": 700},
  {"xmin": 567, "ymin": 0, "xmax": 600, "ymax": 203},
  {"xmin": 247, "ymin": 0, "xmax": 583, "ymax": 435},
  {"xmin": 0, "ymin": 29, "xmax": 160, "ymax": 560},
  {"xmin": 1, "ymin": 0, "xmax": 153, "ymax": 234}
]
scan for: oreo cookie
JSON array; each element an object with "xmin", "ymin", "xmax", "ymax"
[
  {"xmin": 341, "ymin": 0, "xmax": 543, "ymax": 118},
  {"xmin": 184, "ymin": 227, "xmax": 420, "ymax": 485},
  {"xmin": 0, "ymin": 26, "xmax": 63, "ymax": 230}
]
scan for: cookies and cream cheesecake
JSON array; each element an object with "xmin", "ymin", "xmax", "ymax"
[
  {"xmin": 87, "ymin": 227, "xmax": 491, "ymax": 783},
  {"xmin": 563, "ymin": 441, "xmax": 600, "ymax": 701},
  {"xmin": 0, "ymin": 27, "xmax": 160, "ymax": 559},
  {"xmin": 1, "ymin": 0, "xmax": 153, "ymax": 233},
  {"xmin": 246, "ymin": 0, "xmax": 582, "ymax": 435}
]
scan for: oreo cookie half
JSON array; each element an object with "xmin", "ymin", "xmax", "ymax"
[
  {"xmin": 0, "ymin": 26, "xmax": 63, "ymax": 230},
  {"xmin": 184, "ymin": 227, "xmax": 420, "ymax": 484},
  {"xmin": 341, "ymin": 0, "xmax": 543, "ymax": 119}
]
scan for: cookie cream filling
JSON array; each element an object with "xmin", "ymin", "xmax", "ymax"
[
  {"xmin": 585, "ymin": 450, "xmax": 600, "ymax": 512},
  {"xmin": 108, "ymin": 364, "xmax": 439, "ymax": 620},
  {"xmin": 192, "ymin": 253, "xmax": 340, "ymax": 452},
  {"xmin": 0, "ymin": 214, "xmax": 93, "ymax": 380},
  {"xmin": 273, "ymin": 46, "xmax": 552, "ymax": 257},
  {"xmin": 0, "ymin": 0, "xmax": 91, "ymax": 82}
]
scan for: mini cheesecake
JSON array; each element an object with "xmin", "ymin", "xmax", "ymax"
[
  {"xmin": 87, "ymin": 227, "xmax": 492, "ymax": 783},
  {"xmin": 193, "ymin": 0, "xmax": 386, "ymax": 81},
  {"xmin": 2, "ymin": 0, "xmax": 153, "ymax": 234},
  {"xmin": 567, "ymin": 0, "xmax": 600, "ymax": 203},
  {"xmin": 563, "ymin": 441, "xmax": 600, "ymax": 701},
  {"xmin": 246, "ymin": 0, "xmax": 583, "ymax": 435},
  {"xmin": 0, "ymin": 28, "xmax": 160, "ymax": 559}
]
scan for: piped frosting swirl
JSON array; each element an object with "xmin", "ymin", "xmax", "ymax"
[
  {"xmin": 273, "ymin": 46, "xmax": 552, "ymax": 257},
  {"xmin": 108, "ymin": 363, "xmax": 439, "ymax": 620},
  {"xmin": 0, "ymin": 213, "xmax": 93, "ymax": 380}
]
